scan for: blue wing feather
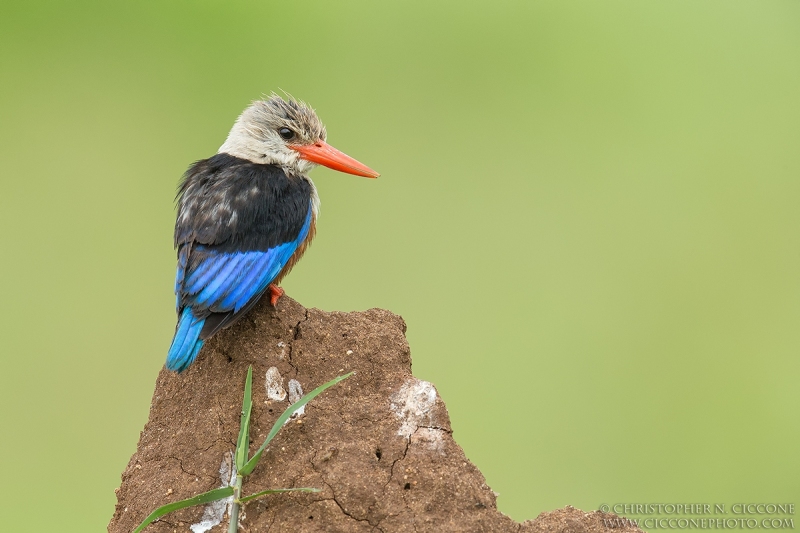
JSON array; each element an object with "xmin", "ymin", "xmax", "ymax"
[
  {"xmin": 220, "ymin": 252, "xmax": 274, "ymax": 310},
  {"xmin": 185, "ymin": 253, "xmax": 231, "ymax": 294},
  {"xmin": 194, "ymin": 254, "xmax": 247, "ymax": 305}
]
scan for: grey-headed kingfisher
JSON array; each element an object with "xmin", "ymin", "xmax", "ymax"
[{"xmin": 167, "ymin": 95, "xmax": 379, "ymax": 372}]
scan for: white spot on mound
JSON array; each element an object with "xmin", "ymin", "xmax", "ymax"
[
  {"xmin": 412, "ymin": 426, "xmax": 445, "ymax": 453},
  {"xmin": 288, "ymin": 379, "xmax": 305, "ymax": 417},
  {"xmin": 390, "ymin": 379, "xmax": 437, "ymax": 438},
  {"xmin": 265, "ymin": 367, "xmax": 287, "ymax": 401},
  {"xmin": 276, "ymin": 341, "xmax": 286, "ymax": 360},
  {"xmin": 190, "ymin": 452, "xmax": 236, "ymax": 533}
]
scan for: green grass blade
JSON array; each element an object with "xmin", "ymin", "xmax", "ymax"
[
  {"xmin": 239, "ymin": 487, "xmax": 320, "ymax": 504},
  {"xmin": 235, "ymin": 365, "xmax": 254, "ymax": 471},
  {"xmin": 240, "ymin": 372, "xmax": 352, "ymax": 476},
  {"xmin": 131, "ymin": 486, "xmax": 234, "ymax": 533}
]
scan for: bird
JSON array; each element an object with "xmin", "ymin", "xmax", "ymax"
[{"xmin": 166, "ymin": 94, "xmax": 379, "ymax": 372}]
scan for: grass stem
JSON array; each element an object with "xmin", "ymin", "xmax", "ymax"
[{"xmin": 228, "ymin": 474, "xmax": 243, "ymax": 533}]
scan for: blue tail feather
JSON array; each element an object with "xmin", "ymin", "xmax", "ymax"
[{"xmin": 166, "ymin": 307, "xmax": 205, "ymax": 372}]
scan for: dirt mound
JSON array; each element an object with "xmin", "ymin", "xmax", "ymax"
[{"xmin": 109, "ymin": 297, "xmax": 641, "ymax": 533}]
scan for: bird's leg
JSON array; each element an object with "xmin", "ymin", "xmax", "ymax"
[{"xmin": 267, "ymin": 284, "xmax": 285, "ymax": 307}]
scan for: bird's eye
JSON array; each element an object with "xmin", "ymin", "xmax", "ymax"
[{"xmin": 278, "ymin": 127, "xmax": 295, "ymax": 140}]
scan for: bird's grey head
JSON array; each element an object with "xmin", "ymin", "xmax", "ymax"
[{"xmin": 218, "ymin": 94, "xmax": 327, "ymax": 175}]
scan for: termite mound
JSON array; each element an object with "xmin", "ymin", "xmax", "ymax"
[{"xmin": 109, "ymin": 296, "xmax": 642, "ymax": 533}]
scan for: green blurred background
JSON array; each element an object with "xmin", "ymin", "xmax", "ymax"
[{"xmin": 1, "ymin": 1, "xmax": 798, "ymax": 530}]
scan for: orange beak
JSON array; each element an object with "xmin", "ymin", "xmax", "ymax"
[{"xmin": 290, "ymin": 141, "xmax": 380, "ymax": 178}]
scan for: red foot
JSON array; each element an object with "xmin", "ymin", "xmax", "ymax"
[{"xmin": 267, "ymin": 284, "xmax": 285, "ymax": 307}]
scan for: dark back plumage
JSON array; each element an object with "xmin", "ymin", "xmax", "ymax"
[{"xmin": 175, "ymin": 153, "xmax": 312, "ymax": 253}]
